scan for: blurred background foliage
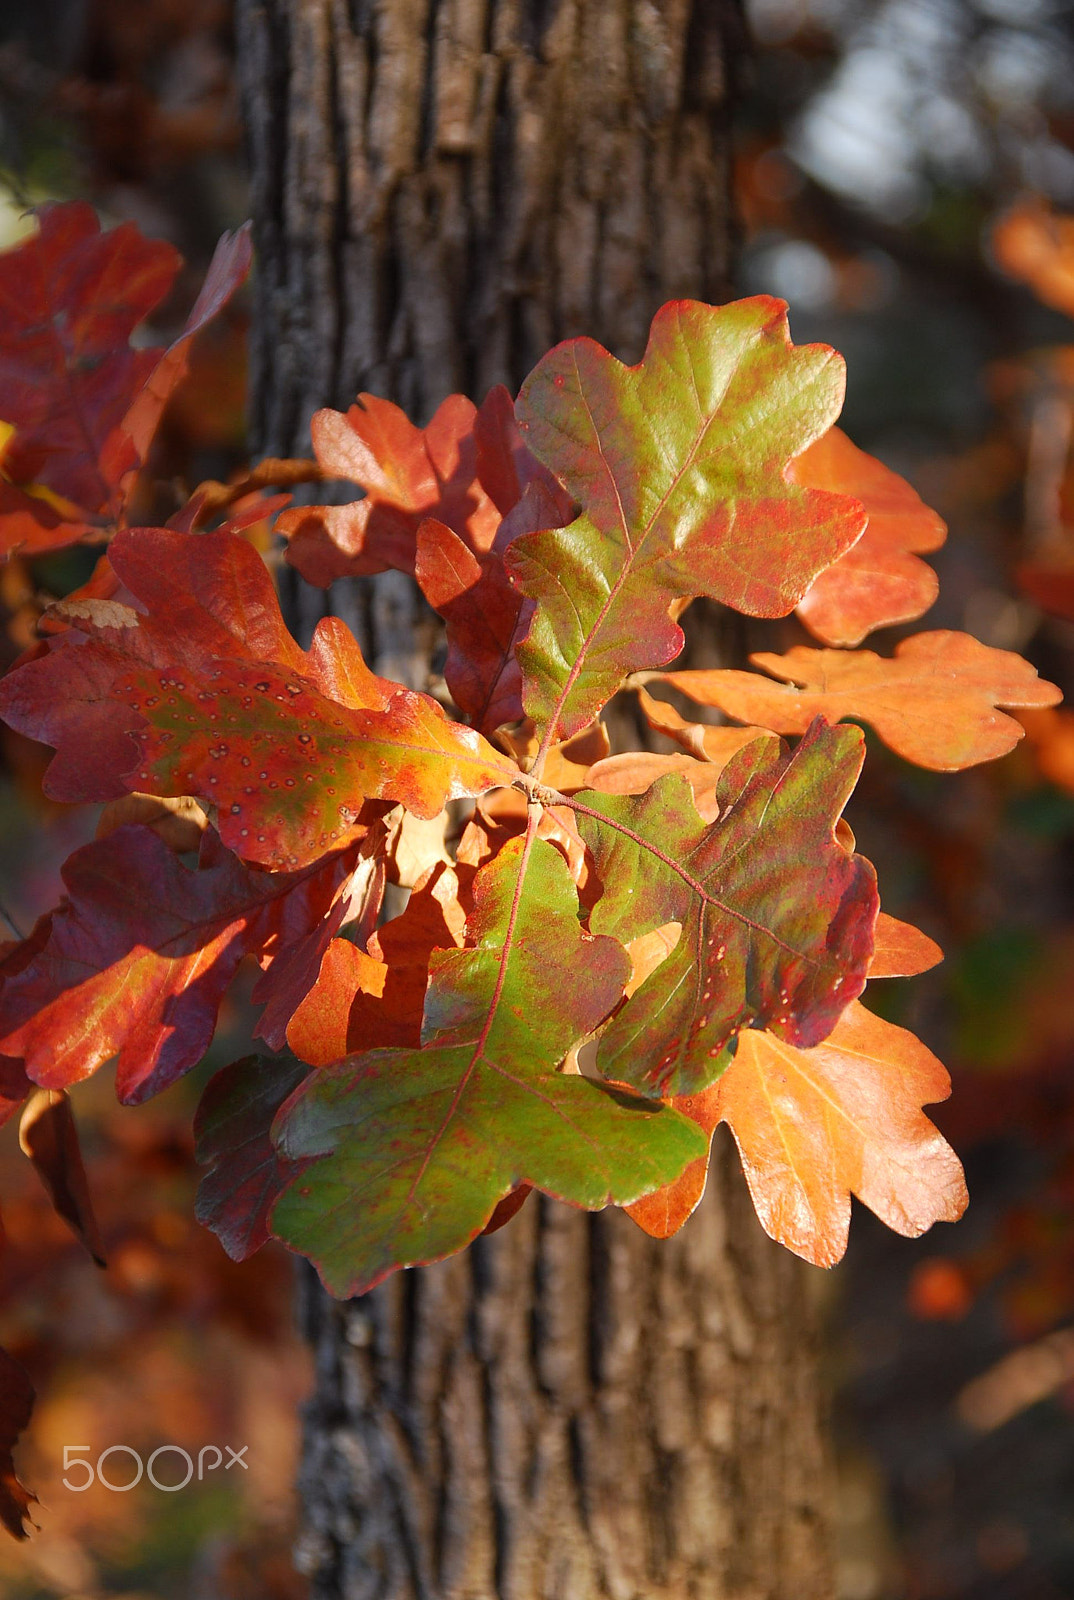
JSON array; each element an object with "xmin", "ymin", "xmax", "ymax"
[{"xmin": 2, "ymin": 0, "xmax": 1074, "ymax": 1595}]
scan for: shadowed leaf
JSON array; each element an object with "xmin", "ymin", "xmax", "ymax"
[
  {"xmin": 195, "ymin": 1055, "xmax": 311, "ymax": 1261},
  {"xmin": 19, "ymin": 1089, "xmax": 105, "ymax": 1265}
]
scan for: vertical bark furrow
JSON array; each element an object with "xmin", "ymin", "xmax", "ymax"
[{"xmin": 239, "ymin": 2, "xmax": 836, "ymax": 1595}]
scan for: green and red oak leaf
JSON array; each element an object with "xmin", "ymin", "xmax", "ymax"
[
  {"xmin": 656, "ymin": 631, "xmax": 1062, "ymax": 770},
  {"xmin": 0, "ymin": 824, "xmax": 371, "ymax": 1103},
  {"xmin": 0, "ymin": 204, "xmax": 250, "ymax": 560},
  {"xmin": 573, "ymin": 720, "xmax": 879, "ymax": 1096},
  {"xmin": 269, "ymin": 836, "xmax": 706, "ymax": 1297},
  {"xmin": 505, "ymin": 296, "xmax": 868, "ymax": 741},
  {"xmin": 0, "ymin": 526, "xmax": 518, "ymax": 868}
]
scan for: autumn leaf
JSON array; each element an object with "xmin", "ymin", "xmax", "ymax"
[
  {"xmin": 415, "ymin": 480, "xmax": 569, "ymax": 732},
  {"xmin": 472, "ymin": 383, "xmax": 574, "ymax": 516},
  {"xmin": 0, "ymin": 1349, "xmax": 36, "ymax": 1540},
  {"xmin": 573, "ymin": 720, "xmax": 878, "ymax": 1095},
  {"xmin": 635, "ymin": 685, "xmax": 775, "ymax": 769},
  {"xmin": 714, "ymin": 1003, "xmax": 967, "ymax": 1267},
  {"xmin": 0, "ymin": 204, "xmax": 250, "ymax": 560},
  {"xmin": 195, "ymin": 1055, "xmax": 311, "ymax": 1262},
  {"xmin": 659, "ymin": 631, "xmax": 1062, "ymax": 770},
  {"xmin": 286, "ymin": 861, "xmax": 466, "ymax": 1065},
  {"xmin": 271, "ymin": 835, "xmax": 705, "ymax": 1296},
  {"xmin": 505, "ymin": 296, "xmax": 867, "ymax": 739},
  {"xmin": 790, "ymin": 427, "xmax": 946, "ymax": 646},
  {"xmin": 626, "ymin": 911, "xmax": 946, "ymax": 1243},
  {"xmin": 0, "ymin": 201, "xmax": 180, "ymax": 513},
  {"xmin": 19, "ymin": 1088, "xmax": 105, "ymax": 1265},
  {"xmin": 279, "ymin": 392, "xmax": 501, "ymax": 585},
  {"xmin": 0, "ymin": 825, "xmax": 368, "ymax": 1103},
  {"xmin": 869, "ymin": 911, "xmax": 943, "ymax": 978},
  {"xmin": 0, "ymin": 527, "xmax": 519, "ymax": 867}
]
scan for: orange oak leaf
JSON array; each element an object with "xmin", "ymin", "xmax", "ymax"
[
  {"xmin": 626, "ymin": 911, "xmax": 945, "ymax": 1241},
  {"xmin": 0, "ymin": 528, "xmax": 518, "ymax": 868},
  {"xmin": 661, "ymin": 631, "xmax": 1061, "ymax": 770},
  {"xmin": 286, "ymin": 862, "xmax": 467, "ymax": 1065},
  {"xmin": 713, "ymin": 1003, "xmax": 967, "ymax": 1267},
  {"xmin": 869, "ymin": 911, "xmax": 943, "ymax": 978},
  {"xmin": 279, "ymin": 393, "xmax": 501, "ymax": 584},
  {"xmin": 790, "ymin": 427, "xmax": 946, "ymax": 646},
  {"xmin": 583, "ymin": 751, "xmax": 730, "ymax": 824},
  {"xmin": 635, "ymin": 686, "xmax": 776, "ymax": 768}
]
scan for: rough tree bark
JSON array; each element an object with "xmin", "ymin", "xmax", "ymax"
[{"xmin": 234, "ymin": 4, "xmax": 836, "ymax": 1596}]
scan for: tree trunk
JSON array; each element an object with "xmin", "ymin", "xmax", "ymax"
[{"xmin": 234, "ymin": 3, "xmax": 836, "ymax": 1596}]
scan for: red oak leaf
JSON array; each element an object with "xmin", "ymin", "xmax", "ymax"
[
  {"xmin": 195, "ymin": 1055, "xmax": 311, "ymax": 1262},
  {"xmin": 0, "ymin": 824, "xmax": 368, "ymax": 1103},
  {"xmin": 0, "ymin": 527, "xmax": 519, "ymax": 868},
  {"xmin": 280, "ymin": 393, "xmax": 501, "ymax": 584},
  {"xmin": 575, "ymin": 721, "xmax": 879, "ymax": 1096},
  {"xmin": 0, "ymin": 203, "xmax": 250, "ymax": 561},
  {"xmin": 415, "ymin": 480, "xmax": 569, "ymax": 731}
]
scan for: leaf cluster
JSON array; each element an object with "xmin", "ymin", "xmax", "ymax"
[{"xmin": 0, "ymin": 208, "xmax": 1063, "ymax": 1492}]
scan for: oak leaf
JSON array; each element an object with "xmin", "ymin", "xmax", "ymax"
[
  {"xmin": 626, "ymin": 912, "xmax": 946, "ymax": 1244},
  {"xmin": 286, "ymin": 862, "xmax": 467, "ymax": 1065},
  {"xmin": 0, "ymin": 528, "xmax": 518, "ymax": 867},
  {"xmin": 0, "ymin": 204, "xmax": 250, "ymax": 559},
  {"xmin": 0, "ymin": 825, "xmax": 367, "ymax": 1103},
  {"xmin": 506, "ymin": 296, "xmax": 867, "ymax": 739},
  {"xmin": 280, "ymin": 393, "xmax": 500, "ymax": 584},
  {"xmin": 660, "ymin": 631, "xmax": 1061, "ymax": 770},
  {"xmin": 19, "ymin": 1088, "xmax": 105, "ymax": 1265},
  {"xmin": 714, "ymin": 1003, "xmax": 967, "ymax": 1266},
  {"xmin": 574, "ymin": 720, "xmax": 879, "ymax": 1095},
  {"xmin": 195, "ymin": 1055, "xmax": 311, "ymax": 1262},
  {"xmin": 270, "ymin": 837, "xmax": 705, "ymax": 1296},
  {"xmin": 790, "ymin": 427, "xmax": 946, "ymax": 646}
]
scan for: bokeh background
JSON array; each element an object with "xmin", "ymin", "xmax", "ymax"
[{"xmin": 2, "ymin": 1, "xmax": 1074, "ymax": 1594}]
